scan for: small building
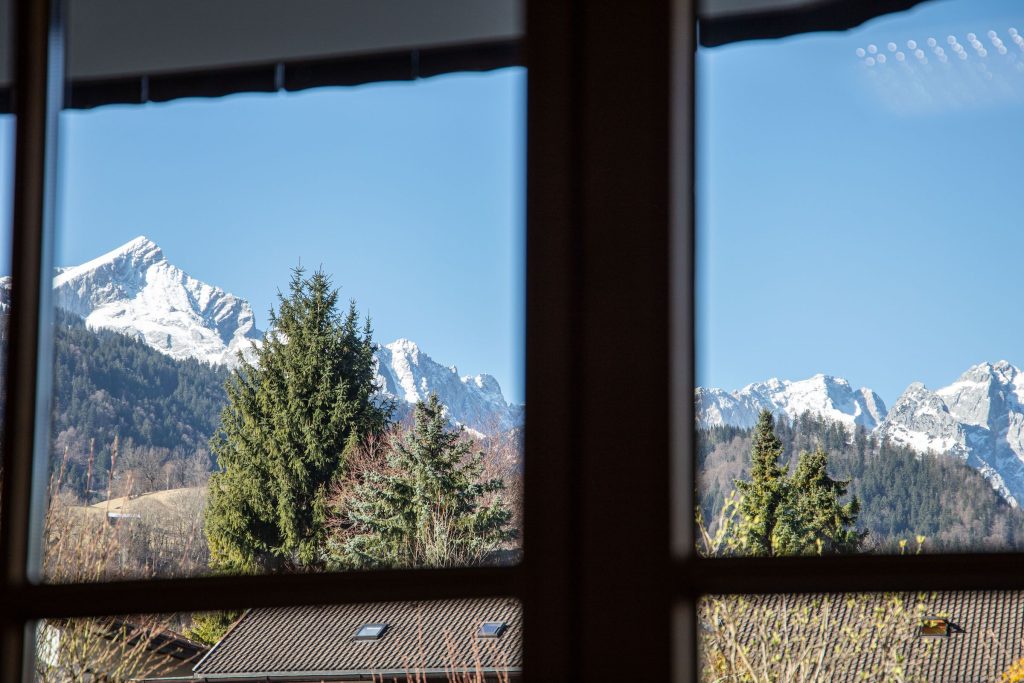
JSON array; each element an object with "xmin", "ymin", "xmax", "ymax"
[{"xmin": 181, "ymin": 598, "xmax": 521, "ymax": 682}]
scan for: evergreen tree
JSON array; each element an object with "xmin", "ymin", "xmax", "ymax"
[
  {"xmin": 335, "ymin": 394, "xmax": 515, "ymax": 569},
  {"xmin": 784, "ymin": 446, "xmax": 865, "ymax": 555},
  {"xmin": 204, "ymin": 268, "xmax": 390, "ymax": 572},
  {"xmin": 735, "ymin": 410, "xmax": 790, "ymax": 556}
]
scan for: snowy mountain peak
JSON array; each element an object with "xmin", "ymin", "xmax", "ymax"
[
  {"xmin": 954, "ymin": 359, "xmax": 1020, "ymax": 387},
  {"xmin": 29, "ymin": 237, "xmax": 523, "ymax": 437},
  {"xmin": 53, "ymin": 237, "xmax": 261, "ymax": 367},
  {"xmin": 878, "ymin": 365, "xmax": 1024, "ymax": 508},
  {"xmin": 697, "ymin": 373, "xmax": 887, "ymax": 432},
  {"xmin": 375, "ymin": 340, "xmax": 521, "ymax": 435},
  {"xmin": 59, "ymin": 235, "xmax": 165, "ymax": 279},
  {"xmin": 387, "ymin": 338, "xmax": 422, "ymax": 362}
]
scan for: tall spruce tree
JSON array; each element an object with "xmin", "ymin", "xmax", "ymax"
[
  {"xmin": 735, "ymin": 410, "xmax": 790, "ymax": 556},
  {"xmin": 204, "ymin": 268, "xmax": 390, "ymax": 572},
  {"xmin": 335, "ymin": 394, "xmax": 515, "ymax": 569},
  {"xmin": 786, "ymin": 446, "xmax": 865, "ymax": 554}
]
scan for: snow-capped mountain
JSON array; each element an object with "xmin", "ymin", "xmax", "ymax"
[
  {"xmin": 696, "ymin": 374, "xmax": 887, "ymax": 433},
  {"xmin": 697, "ymin": 362, "xmax": 1024, "ymax": 508},
  {"xmin": 4, "ymin": 236, "xmax": 522, "ymax": 436},
  {"xmin": 375, "ymin": 339, "xmax": 523, "ymax": 434},
  {"xmin": 877, "ymin": 362, "xmax": 1024, "ymax": 507},
  {"xmin": 52, "ymin": 236, "xmax": 262, "ymax": 366}
]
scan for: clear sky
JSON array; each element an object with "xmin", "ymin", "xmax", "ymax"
[
  {"xmin": 698, "ymin": 0, "xmax": 1024, "ymax": 405},
  {"xmin": 0, "ymin": 68, "xmax": 526, "ymax": 403}
]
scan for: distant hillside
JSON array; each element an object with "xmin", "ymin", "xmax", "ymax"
[
  {"xmin": 0, "ymin": 311, "xmax": 230, "ymax": 499},
  {"xmin": 698, "ymin": 412, "xmax": 1024, "ymax": 553}
]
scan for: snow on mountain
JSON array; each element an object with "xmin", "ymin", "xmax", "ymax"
[
  {"xmin": 374, "ymin": 339, "xmax": 523, "ymax": 435},
  {"xmin": 5, "ymin": 236, "xmax": 523, "ymax": 436},
  {"xmin": 877, "ymin": 362, "xmax": 1024, "ymax": 507},
  {"xmin": 697, "ymin": 361, "xmax": 1024, "ymax": 507},
  {"xmin": 52, "ymin": 236, "xmax": 262, "ymax": 367},
  {"xmin": 696, "ymin": 374, "xmax": 888, "ymax": 433}
]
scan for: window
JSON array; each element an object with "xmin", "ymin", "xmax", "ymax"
[
  {"xmin": 478, "ymin": 621, "xmax": 507, "ymax": 638},
  {"xmin": 919, "ymin": 616, "xmax": 950, "ymax": 637},
  {"xmin": 0, "ymin": 0, "xmax": 944, "ymax": 681},
  {"xmin": 354, "ymin": 623, "xmax": 389, "ymax": 640},
  {"xmin": 688, "ymin": 0, "xmax": 1024, "ymax": 680}
]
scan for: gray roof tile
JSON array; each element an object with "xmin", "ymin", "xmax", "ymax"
[{"xmin": 194, "ymin": 598, "xmax": 521, "ymax": 678}]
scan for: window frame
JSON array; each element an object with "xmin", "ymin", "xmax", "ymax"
[{"xmin": 2, "ymin": 0, "xmax": 1003, "ymax": 682}]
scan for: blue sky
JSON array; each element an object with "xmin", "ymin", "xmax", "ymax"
[
  {"xmin": 0, "ymin": 68, "xmax": 526, "ymax": 403},
  {"xmin": 698, "ymin": 0, "xmax": 1024, "ymax": 405}
]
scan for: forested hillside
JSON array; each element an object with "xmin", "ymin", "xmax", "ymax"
[
  {"xmin": 0, "ymin": 311, "xmax": 229, "ymax": 500},
  {"xmin": 698, "ymin": 412, "xmax": 1024, "ymax": 552}
]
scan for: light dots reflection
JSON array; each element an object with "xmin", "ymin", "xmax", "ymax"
[{"xmin": 855, "ymin": 25, "xmax": 1024, "ymax": 113}]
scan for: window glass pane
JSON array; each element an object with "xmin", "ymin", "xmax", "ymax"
[
  {"xmin": 33, "ymin": 598, "xmax": 522, "ymax": 680},
  {"xmin": 42, "ymin": 4, "xmax": 524, "ymax": 582},
  {"xmin": 698, "ymin": 591, "xmax": 1022, "ymax": 682},
  {"xmin": 696, "ymin": 0, "xmax": 1024, "ymax": 555}
]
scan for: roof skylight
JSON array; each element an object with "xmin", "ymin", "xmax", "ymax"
[
  {"xmin": 354, "ymin": 623, "xmax": 389, "ymax": 640},
  {"xmin": 919, "ymin": 616, "xmax": 951, "ymax": 637},
  {"xmin": 478, "ymin": 621, "xmax": 507, "ymax": 638}
]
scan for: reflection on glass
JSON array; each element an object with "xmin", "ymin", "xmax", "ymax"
[
  {"xmin": 696, "ymin": 0, "xmax": 1024, "ymax": 555},
  {"xmin": 699, "ymin": 591, "xmax": 1021, "ymax": 682},
  {"xmin": 35, "ymin": 599, "xmax": 522, "ymax": 681},
  {"xmin": 44, "ymin": 68, "xmax": 525, "ymax": 581}
]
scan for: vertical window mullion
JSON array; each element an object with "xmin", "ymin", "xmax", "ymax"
[
  {"xmin": 672, "ymin": 0, "xmax": 697, "ymax": 678},
  {"xmin": 0, "ymin": 0, "xmax": 64, "ymax": 678}
]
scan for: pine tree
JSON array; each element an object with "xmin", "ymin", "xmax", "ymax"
[
  {"xmin": 335, "ymin": 394, "xmax": 515, "ymax": 569},
  {"xmin": 735, "ymin": 410, "xmax": 790, "ymax": 556},
  {"xmin": 785, "ymin": 446, "xmax": 866, "ymax": 555},
  {"xmin": 204, "ymin": 268, "xmax": 391, "ymax": 572}
]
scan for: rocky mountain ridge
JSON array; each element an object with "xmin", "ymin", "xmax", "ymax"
[
  {"xmin": 699, "ymin": 362, "xmax": 1024, "ymax": 508},
  {"xmin": 1, "ymin": 236, "xmax": 522, "ymax": 435}
]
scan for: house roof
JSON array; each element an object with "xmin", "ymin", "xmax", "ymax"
[
  {"xmin": 716, "ymin": 590, "xmax": 1024, "ymax": 683},
  {"xmin": 192, "ymin": 598, "xmax": 521, "ymax": 680}
]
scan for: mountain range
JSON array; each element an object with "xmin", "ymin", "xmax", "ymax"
[
  {"xmin": 2, "ymin": 236, "xmax": 522, "ymax": 436},
  {"xmin": 698, "ymin": 363, "xmax": 1024, "ymax": 508}
]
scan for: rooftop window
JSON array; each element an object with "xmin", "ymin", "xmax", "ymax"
[
  {"xmin": 353, "ymin": 624, "xmax": 388, "ymax": 641},
  {"xmin": 919, "ymin": 617, "xmax": 951, "ymax": 638},
  {"xmin": 478, "ymin": 621, "xmax": 507, "ymax": 638}
]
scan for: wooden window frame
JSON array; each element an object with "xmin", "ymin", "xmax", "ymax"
[{"xmin": 2, "ymin": 0, "xmax": 1009, "ymax": 681}]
